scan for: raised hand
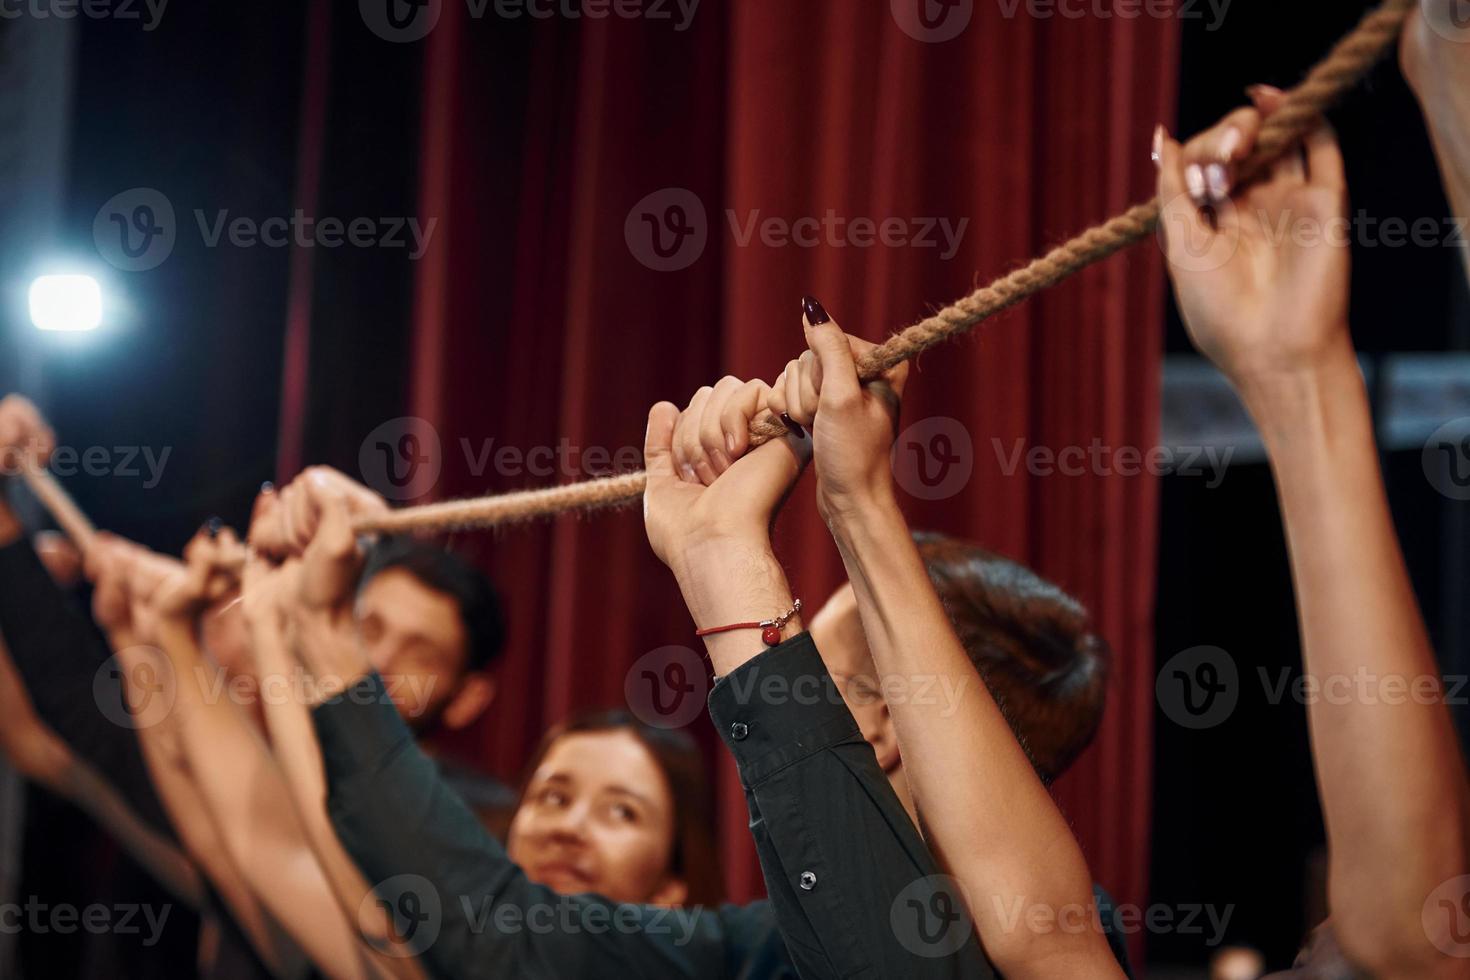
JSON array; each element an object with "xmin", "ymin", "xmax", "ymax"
[
  {"xmin": 248, "ymin": 466, "xmax": 387, "ymax": 560},
  {"xmin": 1155, "ymin": 87, "xmax": 1353, "ymax": 392},
  {"xmin": 764, "ymin": 298, "xmax": 909, "ymax": 526},
  {"xmin": 643, "ymin": 376, "xmax": 807, "ymax": 575},
  {"xmin": 0, "ymin": 394, "xmax": 56, "ymax": 474}
]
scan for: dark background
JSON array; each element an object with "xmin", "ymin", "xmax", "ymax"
[{"xmin": 1, "ymin": 1, "xmax": 1465, "ymax": 975}]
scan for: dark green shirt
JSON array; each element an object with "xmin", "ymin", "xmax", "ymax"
[{"xmin": 314, "ymin": 632, "xmax": 996, "ymax": 979}]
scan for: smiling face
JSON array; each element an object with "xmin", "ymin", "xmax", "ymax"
[{"xmin": 506, "ymin": 729, "xmax": 687, "ymax": 906}]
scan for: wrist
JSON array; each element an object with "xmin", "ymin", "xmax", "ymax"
[
  {"xmin": 1232, "ymin": 337, "xmax": 1360, "ymax": 428},
  {"xmin": 823, "ymin": 485, "xmax": 904, "ymax": 543}
]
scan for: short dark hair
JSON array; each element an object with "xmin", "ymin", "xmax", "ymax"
[
  {"xmin": 359, "ymin": 537, "xmax": 507, "ymax": 672},
  {"xmin": 914, "ymin": 531, "xmax": 1110, "ymax": 783}
]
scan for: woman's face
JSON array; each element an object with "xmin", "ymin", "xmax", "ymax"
[{"xmin": 507, "ymin": 729, "xmax": 687, "ymax": 906}]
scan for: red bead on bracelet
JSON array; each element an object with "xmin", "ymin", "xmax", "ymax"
[{"xmin": 696, "ymin": 599, "xmax": 802, "ymax": 647}]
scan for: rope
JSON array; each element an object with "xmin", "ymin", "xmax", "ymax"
[{"xmin": 371, "ymin": 0, "xmax": 1413, "ymax": 532}]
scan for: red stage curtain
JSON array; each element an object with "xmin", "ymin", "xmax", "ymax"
[{"xmin": 394, "ymin": 0, "xmax": 1174, "ymax": 957}]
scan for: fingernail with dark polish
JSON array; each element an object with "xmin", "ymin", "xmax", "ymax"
[
  {"xmin": 205, "ymin": 517, "xmax": 223, "ymax": 540},
  {"xmin": 801, "ymin": 295, "xmax": 830, "ymax": 325},
  {"xmin": 260, "ymin": 481, "xmax": 275, "ymax": 494},
  {"xmin": 780, "ymin": 413, "xmax": 806, "ymax": 438}
]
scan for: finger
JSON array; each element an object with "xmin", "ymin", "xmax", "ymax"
[
  {"xmin": 643, "ymin": 402, "xmax": 680, "ymax": 481},
  {"xmin": 1246, "ymin": 83, "xmax": 1287, "ymax": 116},
  {"xmin": 697, "ymin": 376, "xmax": 743, "ymax": 477},
  {"xmin": 303, "ymin": 466, "xmax": 388, "ymax": 518},
  {"xmin": 676, "ymin": 386, "xmax": 715, "ymax": 485},
  {"xmin": 795, "ymin": 350, "xmax": 821, "ymax": 423},
  {"xmin": 849, "ymin": 335, "xmax": 910, "ymax": 400},
  {"xmin": 720, "ymin": 380, "xmax": 770, "ymax": 462},
  {"xmin": 286, "ymin": 480, "xmax": 319, "ymax": 553},
  {"xmin": 1301, "ymin": 119, "xmax": 1345, "ymax": 192},
  {"xmin": 783, "ymin": 359, "xmax": 804, "ymax": 428},
  {"xmin": 803, "ymin": 316, "xmax": 863, "ymax": 411},
  {"xmin": 765, "ymin": 370, "xmax": 789, "ymax": 419},
  {"xmin": 1182, "ymin": 106, "xmax": 1262, "ymax": 204},
  {"xmin": 1156, "ymin": 127, "xmax": 1215, "ymax": 261}
]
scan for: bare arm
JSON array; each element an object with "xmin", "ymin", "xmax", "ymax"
[
  {"xmin": 0, "ymin": 632, "xmax": 204, "ymax": 907},
  {"xmin": 765, "ymin": 315, "xmax": 1120, "ymax": 979},
  {"xmin": 1159, "ymin": 96, "xmax": 1470, "ymax": 979},
  {"xmin": 146, "ymin": 573, "xmax": 373, "ymax": 980}
]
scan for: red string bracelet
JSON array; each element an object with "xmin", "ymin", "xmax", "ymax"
[{"xmin": 696, "ymin": 599, "xmax": 803, "ymax": 647}]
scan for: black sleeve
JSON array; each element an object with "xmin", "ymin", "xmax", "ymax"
[
  {"xmin": 0, "ymin": 538, "xmax": 174, "ymax": 837},
  {"xmin": 707, "ymin": 632, "xmax": 996, "ymax": 980},
  {"xmin": 314, "ymin": 672, "xmax": 775, "ymax": 980}
]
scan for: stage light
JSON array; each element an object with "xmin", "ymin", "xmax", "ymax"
[{"xmin": 28, "ymin": 274, "xmax": 103, "ymax": 332}]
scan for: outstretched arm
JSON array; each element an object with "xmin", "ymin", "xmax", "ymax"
[
  {"xmin": 761, "ymin": 313, "xmax": 1120, "ymax": 980},
  {"xmin": 1158, "ymin": 93, "xmax": 1470, "ymax": 979}
]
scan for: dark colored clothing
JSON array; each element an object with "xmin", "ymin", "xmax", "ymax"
[
  {"xmin": 0, "ymin": 538, "xmax": 172, "ymax": 837},
  {"xmin": 318, "ymin": 633, "xmax": 1005, "ymax": 978}
]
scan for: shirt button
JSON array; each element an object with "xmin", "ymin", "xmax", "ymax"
[
  {"xmin": 730, "ymin": 722, "xmax": 749, "ymax": 741},
  {"xmin": 799, "ymin": 871, "xmax": 817, "ymax": 891}
]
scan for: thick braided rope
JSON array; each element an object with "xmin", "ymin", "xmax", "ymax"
[{"xmin": 354, "ymin": 0, "xmax": 1414, "ymax": 535}]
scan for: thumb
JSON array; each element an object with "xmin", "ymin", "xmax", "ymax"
[
  {"xmin": 643, "ymin": 402, "xmax": 680, "ymax": 481},
  {"xmin": 801, "ymin": 297, "xmax": 861, "ymax": 406}
]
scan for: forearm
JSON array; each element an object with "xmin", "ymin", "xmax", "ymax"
[
  {"xmin": 1242, "ymin": 350, "xmax": 1470, "ymax": 973},
  {"xmin": 252, "ymin": 621, "xmax": 426, "ymax": 978},
  {"xmin": 829, "ymin": 495, "xmax": 1118, "ymax": 978},
  {"xmin": 154, "ymin": 620, "xmax": 370, "ymax": 980},
  {"xmin": 672, "ymin": 536, "xmax": 800, "ymax": 676}
]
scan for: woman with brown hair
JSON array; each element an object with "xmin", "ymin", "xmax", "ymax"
[{"xmin": 506, "ymin": 709, "xmax": 724, "ymax": 908}]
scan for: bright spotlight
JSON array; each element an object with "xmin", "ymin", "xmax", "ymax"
[{"xmin": 29, "ymin": 275, "xmax": 103, "ymax": 332}]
